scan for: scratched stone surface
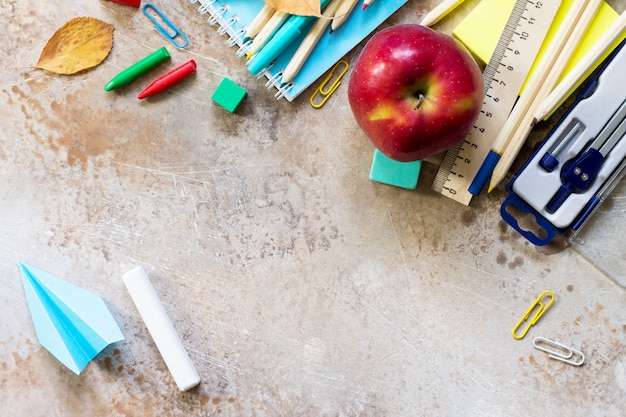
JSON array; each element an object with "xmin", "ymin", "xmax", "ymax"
[{"xmin": 1, "ymin": 1, "xmax": 626, "ymax": 416}]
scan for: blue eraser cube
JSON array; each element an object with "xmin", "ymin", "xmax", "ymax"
[
  {"xmin": 369, "ymin": 149, "xmax": 422, "ymax": 190},
  {"xmin": 211, "ymin": 77, "xmax": 247, "ymax": 112}
]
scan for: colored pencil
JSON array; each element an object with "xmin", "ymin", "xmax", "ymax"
[
  {"xmin": 245, "ymin": 4, "xmax": 275, "ymax": 40},
  {"xmin": 331, "ymin": 0, "xmax": 359, "ymax": 32},
  {"xmin": 534, "ymin": 11, "xmax": 626, "ymax": 121},
  {"xmin": 246, "ymin": 10, "xmax": 289, "ymax": 59},
  {"xmin": 488, "ymin": 0, "xmax": 602, "ymax": 192},
  {"xmin": 283, "ymin": 0, "xmax": 345, "ymax": 83},
  {"xmin": 420, "ymin": 0, "xmax": 467, "ymax": 27}
]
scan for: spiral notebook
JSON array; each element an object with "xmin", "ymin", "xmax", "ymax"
[{"xmin": 188, "ymin": 0, "xmax": 408, "ymax": 101}]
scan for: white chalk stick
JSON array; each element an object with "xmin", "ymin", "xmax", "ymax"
[{"xmin": 122, "ymin": 266, "xmax": 200, "ymax": 391}]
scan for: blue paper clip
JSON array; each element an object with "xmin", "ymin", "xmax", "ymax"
[{"xmin": 143, "ymin": 3, "xmax": 189, "ymax": 49}]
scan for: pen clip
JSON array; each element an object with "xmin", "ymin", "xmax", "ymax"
[
  {"xmin": 143, "ymin": 3, "xmax": 189, "ymax": 49},
  {"xmin": 539, "ymin": 120, "xmax": 584, "ymax": 172},
  {"xmin": 310, "ymin": 60, "xmax": 349, "ymax": 109}
]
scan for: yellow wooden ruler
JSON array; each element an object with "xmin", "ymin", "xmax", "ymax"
[{"xmin": 431, "ymin": 0, "xmax": 561, "ymax": 205}]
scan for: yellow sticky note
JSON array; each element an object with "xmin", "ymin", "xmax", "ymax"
[
  {"xmin": 452, "ymin": 0, "xmax": 515, "ymax": 65},
  {"xmin": 453, "ymin": 0, "xmax": 623, "ymax": 96}
]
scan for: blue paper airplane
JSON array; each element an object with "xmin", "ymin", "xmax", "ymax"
[{"xmin": 18, "ymin": 262, "xmax": 125, "ymax": 375}]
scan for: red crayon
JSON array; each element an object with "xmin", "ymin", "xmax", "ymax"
[
  {"xmin": 138, "ymin": 59, "xmax": 197, "ymax": 99},
  {"xmin": 106, "ymin": 0, "xmax": 141, "ymax": 7}
]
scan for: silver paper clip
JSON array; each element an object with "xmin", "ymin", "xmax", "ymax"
[
  {"xmin": 143, "ymin": 3, "xmax": 189, "ymax": 49},
  {"xmin": 533, "ymin": 336, "xmax": 585, "ymax": 366}
]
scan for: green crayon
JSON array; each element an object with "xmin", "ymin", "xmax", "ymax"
[{"xmin": 104, "ymin": 47, "xmax": 171, "ymax": 91}]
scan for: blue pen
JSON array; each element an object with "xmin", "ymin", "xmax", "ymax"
[
  {"xmin": 468, "ymin": 152, "xmax": 500, "ymax": 195},
  {"xmin": 247, "ymin": 0, "xmax": 332, "ymax": 76}
]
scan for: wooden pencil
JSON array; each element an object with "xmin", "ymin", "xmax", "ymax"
[
  {"xmin": 534, "ymin": 11, "xmax": 626, "ymax": 122},
  {"xmin": 283, "ymin": 0, "xmax": 345, "ymax": 83},
  {"xmin": 489, "ymin": 0, "xmax": 603, "ymax": 192},
  {"xmin": 331, "ymin": 0, "xmax": 359, "ymax": 32},
  {"xmin": 246, "ymin": 10, "xmax": 289, "ymax": 59},
  {"xmin": 420, "ymin": 0, "xmax": 467, "ymax": 27},
  {"xmin": 245, "ymin": 4, "xmax": 275, "ymax": 40}
]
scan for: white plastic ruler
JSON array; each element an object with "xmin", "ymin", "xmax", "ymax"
[{"xmin": 432, "ymin": 0, "xmax": 562, "ymax": 205}]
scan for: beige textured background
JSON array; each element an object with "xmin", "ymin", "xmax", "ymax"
[{"xmin": 1, "ymin": 1, "xmax": 625, "ymax": 416}]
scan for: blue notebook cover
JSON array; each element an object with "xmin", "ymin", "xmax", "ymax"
[{"xmin": 189, "ymin": 0, "xmax": 408, "ymax": 101}]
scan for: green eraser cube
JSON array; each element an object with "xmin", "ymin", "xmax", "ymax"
[
  {"xmin": 211, "ymin": 77, "xmax": 247, "ymax": 112},
  {"xmin": 369, "ymin": 149, "xmax": 422, "ymax": 190}
]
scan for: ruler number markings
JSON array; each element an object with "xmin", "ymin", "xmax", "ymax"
[{"xmin": 432, "ymin": 0, "xmax": 560, "ymax": 204}]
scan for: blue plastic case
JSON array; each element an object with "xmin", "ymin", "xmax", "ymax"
[{"xmin": 501, "ymin": 38, "xmax": 626, "ymax": 251}]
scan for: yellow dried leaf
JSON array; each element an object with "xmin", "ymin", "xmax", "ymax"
[
  {"xmin": 263, "ymin": 0, "xmax": 322, "ymax": 16},
  {"xmin": 36, "ymin": 17, "xmax": 114, "ymax": 75}
]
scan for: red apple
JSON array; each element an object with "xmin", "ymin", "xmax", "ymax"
[{"xmin": 348, "ymin": 24, "xmax": 484, "ymax": 162}]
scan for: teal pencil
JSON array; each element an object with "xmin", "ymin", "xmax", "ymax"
[
  {"xmin": 246, "ymin": 10, "xmax": 289, "ymax": 59},
  {"xmin": 245, "ymin": 4, "xmax": 275, "ymax": 40}
]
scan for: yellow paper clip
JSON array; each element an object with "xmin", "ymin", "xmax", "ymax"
[
  {"xmin": 310, "ymin": 60, "xmax": 349, "ymax": 109},
  {"xmin": 512, "ymin": 290, "xmax": 555, "ymax": 339}
]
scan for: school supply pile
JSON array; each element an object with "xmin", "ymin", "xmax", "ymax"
[
  {"xmin": 188, "ymin": 0, "xmax": 407, "ymax": 101},
  {"xmin": 501, "ymin": 38, "xmax": 626, "ymax": 286},
  {"xmin": 421, "ymin": 0, "xmax": 626, "ymax": 284}
]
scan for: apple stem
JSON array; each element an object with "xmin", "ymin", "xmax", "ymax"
[{"xmin": 414, "ymin": 93, "xmax": 425, "ymax": 111}]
